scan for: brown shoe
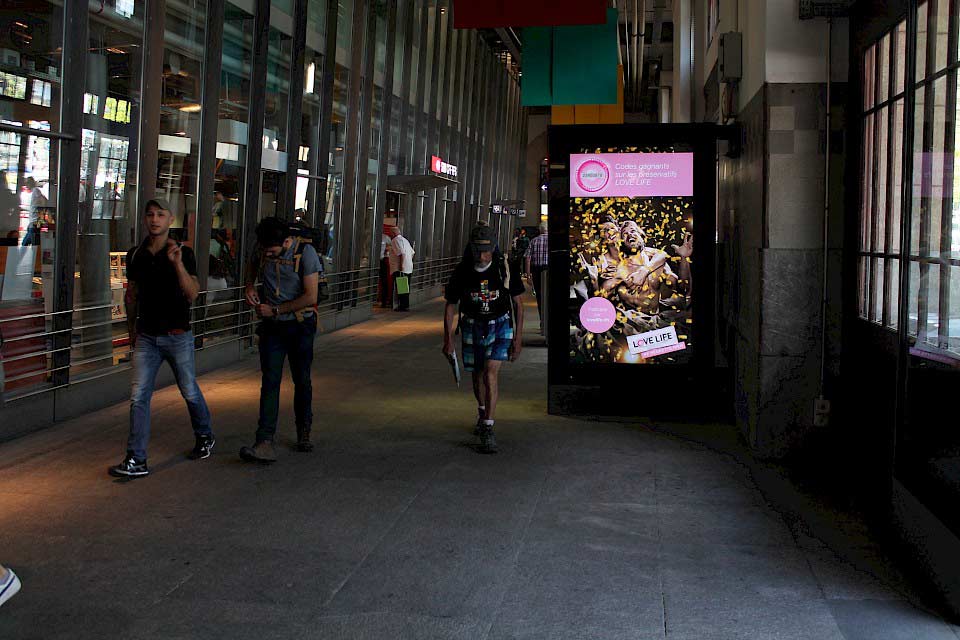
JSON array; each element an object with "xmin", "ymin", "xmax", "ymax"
[
  {"xmin": 239, "ymin": 441, "xmax": 277, "ymax": 463},
  {"xmin": 295, "ymin": 427, "xmax": 314, "ymax": 453}
]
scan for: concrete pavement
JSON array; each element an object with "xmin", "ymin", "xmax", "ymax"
[{"xmin": 0, "ymin": 298, "xmax": 957, "ymax": 639}]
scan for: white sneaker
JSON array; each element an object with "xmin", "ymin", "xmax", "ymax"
[{"xmin": 0, "ymin": 568, "xmax": 21, "ymax": 608}]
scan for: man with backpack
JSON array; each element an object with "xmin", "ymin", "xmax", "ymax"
[
  {"xmin": 443, "ymin": 224, "xmax": 525, "ymax": 454},
  {"xmin": 241, "ymin": 216, "xmax": 321, "ymax": 462}
]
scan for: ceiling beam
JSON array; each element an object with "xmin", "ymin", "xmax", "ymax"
[{"xmin": 494, "ymin": 27, "xmax": 521, "ymax": 63}]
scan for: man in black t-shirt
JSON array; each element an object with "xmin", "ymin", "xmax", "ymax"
[
  {"xmin": 443, "ymin": 224, "xmax": 525, "ymax": 454},
  {"xmin": 109, "ymin": 198, "xmax": 214, "ymax": 478}
]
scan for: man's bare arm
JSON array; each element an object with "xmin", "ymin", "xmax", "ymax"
[
  {"xmin": 443, "ymin": 303, "xmax": 458, "ymax": 354},
  {"xmin": 510, "ymin": 295, "xmax": 524, "ymax": 361}
]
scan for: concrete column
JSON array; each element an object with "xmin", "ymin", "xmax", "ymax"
[{"xmin": 712, "ymin": 1, "xmax": 850, "ymax": 457}]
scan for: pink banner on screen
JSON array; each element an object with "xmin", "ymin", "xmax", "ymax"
[{"xmin": 570, "ymin": 153, "xmax": 694, "ymax": 198}]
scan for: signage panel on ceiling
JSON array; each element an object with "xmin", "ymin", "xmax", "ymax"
[{"xmin": 431, "ymin": 155, "xmax": 458, "ymax": 177}]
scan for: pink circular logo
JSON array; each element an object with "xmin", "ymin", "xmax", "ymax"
[
  {"xmin": 576, "ymin": 159, "xmax": 610, "ymax": 193},
  {"xmin": 579, "ymin": 296, "xmax": 617, "ymax": 334}
]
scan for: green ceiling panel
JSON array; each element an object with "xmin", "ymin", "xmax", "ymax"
[
  {"xmin": 551, "ymin": 8, "xmax": 619, "ymax": 105},
  {"xmin": 521, "ymin": 26, "xmax": 553, "ymax": 106}
]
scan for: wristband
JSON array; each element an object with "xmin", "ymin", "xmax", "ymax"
[{"xmin": 273, "ymin": 305, "xmax": 280, "ymax": 317}]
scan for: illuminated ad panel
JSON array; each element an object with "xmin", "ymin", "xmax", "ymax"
[{"xmin": 569, "ymin": 149, "xmax": 694, "ymax": 365}]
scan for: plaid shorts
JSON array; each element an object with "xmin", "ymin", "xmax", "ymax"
[{"xmin": 461, "ymin": 313, "xmax": 514, "ymax": 373}]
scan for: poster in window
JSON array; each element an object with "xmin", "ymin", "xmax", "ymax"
[{"xmin": 569, "ymin": 145, "xmax": 694, "ymax": 365}]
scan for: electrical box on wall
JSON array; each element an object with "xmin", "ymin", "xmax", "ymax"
[{"xmin": 719, "ymin": 32, "xmax": 742, "ymax": 83}]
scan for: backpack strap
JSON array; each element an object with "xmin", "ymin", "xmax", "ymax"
[
  {"xmin": 290, "ymin": 237, "xmax": 321, "ymax": 322},
  {"xmin": 291, "ymin": 237, "xmax": 302, "ymax": 275}
]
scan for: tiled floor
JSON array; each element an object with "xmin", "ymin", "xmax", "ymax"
[{"xmin": 0, "ymin": 299, "xmax": 957, "ymax": 639}]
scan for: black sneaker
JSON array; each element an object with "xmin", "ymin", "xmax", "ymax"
[
  {"xmin": 189, "ymin": 434, "xmax": 216, "ymax": 460},
  {"xmin": 473, "ymin": 418, "xmax": 484, "ymax": 437},
  {"xmin": 478, "ymin": 426, "xmax": 498, "ymax": 454},
  {"xmin": 295, "ymin": 426, "xmax": 314, "ymax": 453},
  {"xmin": 109, "ymin": 455, "xmax": 149, "ymax": 477}
]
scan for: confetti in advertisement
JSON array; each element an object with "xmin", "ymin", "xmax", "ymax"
[{"xmin": 569, "ymin": 146, "xmax": 694, "ymax": 365}]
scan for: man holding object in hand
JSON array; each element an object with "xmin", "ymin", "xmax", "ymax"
[
  {"xmin": 240, "ymin": 217, "xmax": 320, "ymax": 463},
  {"xmin": 443, "ymin": 224, "xmax": 524, "ymax": 454},
  {"xmin": 110, "ymin": 199, "xmax": 214, "ymax": 478}
]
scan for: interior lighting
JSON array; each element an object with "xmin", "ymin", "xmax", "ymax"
[
  {"xmin": 305, "ymin": 62, "xmax": 316, "ymax": 94},
  {"xmin": 179, "ymin": 103, "xmax": 202, "ymax": 113}
]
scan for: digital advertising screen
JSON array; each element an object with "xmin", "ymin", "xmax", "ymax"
[{"xmin": 569, "ymin": 146, "xmax": 695, "ymax": 365}]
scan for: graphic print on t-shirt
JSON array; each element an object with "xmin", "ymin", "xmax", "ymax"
[{"xmin": 471, "ymin": 279, "xmax": 501, "ymax": 315}]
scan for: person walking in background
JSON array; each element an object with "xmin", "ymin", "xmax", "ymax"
[
  {"xmin": 508, "ymin": 228, "xmax": 529, "ymax": 284},
  {"xmin": 443, "ymin": 224, "xmax": 525, "ymax": 454},
  {"xmin": 378, "ymin": 225, "xmax": 392, "ymax": 308},
  {"xmin": 109, "ymin": 199, "xmax": 214, "ymax": 478},
  {"xmin": 525, "ymin": 222, "xmax": 549, "ymax": 333},
  {"xmin": 21, "ymin": 177, "xmax": 47, "ymax": 246},
  {"xmin": 0, "ymin": 563, "xmax": 20, "ymax": 608},
  {"xmin": 241, "ymin": 217, "xmax": 321, "ymax": 462},
  {"xmin": 387, "ymin": 225, "xmax": 414, "ymax": 312},
  {"xmin": 0, "ymin": 171, "xmax": 19, "ymax": 241}
]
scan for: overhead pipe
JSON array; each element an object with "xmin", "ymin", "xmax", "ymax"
[
  {"xmin": 636, "ymin": 0, "xmax": 645, "ymax": 112},
  {"xmin": 818, "ymin": 19, "xmax": 833, "ymax": 406},
  {"xmin": 631, "ymin": 0, "xmax": 641, "ymax": 111},
  {"xmin": 618, "ymin": 0, "xmax": 631, "ymax": 111}
]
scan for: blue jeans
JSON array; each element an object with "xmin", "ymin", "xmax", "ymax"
[
  {"xmin": 256, "ymin": 316, "xmax": 316, "ymax": 442},
  {"xmin": 128, "ymin": 332, "xmax": 212, "ymax": 460}
]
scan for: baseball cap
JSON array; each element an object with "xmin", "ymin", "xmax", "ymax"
[
  {"xmin": 469, "ymin": 224, "xmax": 496, "ymax": 252},
  {"xmin": 144, "ymin": 197, "xmax": 171, "ymax": 213}
]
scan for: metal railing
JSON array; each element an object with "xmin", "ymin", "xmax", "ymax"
[{"xmin": 0, "ymin": 256, "xmax": 461, "ymax": 403}]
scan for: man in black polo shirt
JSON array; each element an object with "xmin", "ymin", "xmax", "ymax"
[{"xmin": 109, "ymin": 199, "xmax": 214, "ymax": 477}]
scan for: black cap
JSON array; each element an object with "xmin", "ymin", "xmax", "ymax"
[{"xmin": 469, "ymin": 224, "xmax": 496, "ymax": 252}]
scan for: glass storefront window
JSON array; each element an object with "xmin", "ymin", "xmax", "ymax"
[
  {"xmin": 388, "ymin": 2, "xmax": 405, "ymax": 175},
  {"xmin": 215, "ymin": 4, "xmax": 253, "ymax": 285},
  {"xmin": 298, "ymin": 48, "xmax": 323, "ymax": 226},
  {"xmin": 263, "ymin": 26, "xmax": 291, "ymax": 175},
  {"xmin": 325, "ymin": 0, "xmax": 354, "ymax": 274},
  {"xmin": 70, "ymin": 3, "xmax": 144, "ymax": 381},
  {"xmin": 297, "ymin": 0, "xmax": 327, "ymax": 227},
  {"xmin": 855, "ymin": 0, "xmax": 960, "ymax": 542},
  {"xmin": 202, "ymin": 4, "xmax": 254, "ymax": 348},
  {"xmin": 359, "ymin": 2, "xmax": 388, "ymax": 278},
  {"xmin": 0, "ymin": 4, "xmax": 63, "ymax": 399},
  {"xmin": 424, "ymin": 1, "xmax": 435, "ymax": 110},
  {"xmin": 307, "ymin": 0, "xmax": 326, "ymax": 45},
  {"xmin": 159, "ymin": 1, "xmax": 207, "ymax": 247}
]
